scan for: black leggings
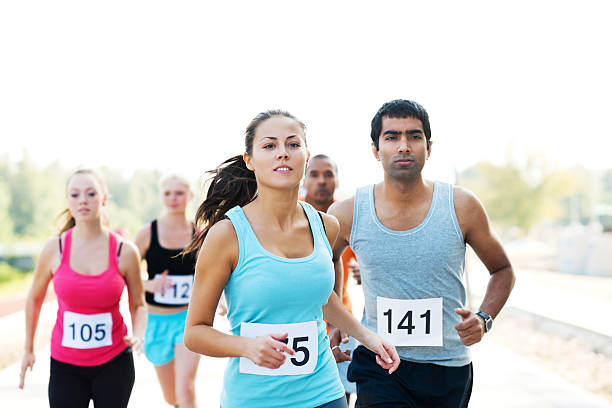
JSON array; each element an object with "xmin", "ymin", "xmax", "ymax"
[{"xmin": 48, "ymin": 348, "xmax": 135, "ymax": 408}]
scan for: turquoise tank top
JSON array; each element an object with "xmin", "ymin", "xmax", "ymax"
[
  {"xmin": 351, "ymin": 182, "xmax": 469, "ymax": 367},
  {"xmin": 221, "ymin": 201, "xmax": 344, "ymax": 408}
]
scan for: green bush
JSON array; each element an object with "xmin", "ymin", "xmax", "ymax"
[{"xmin": 0, "ymin": 262, "xmax": 28, "ymax": 284}]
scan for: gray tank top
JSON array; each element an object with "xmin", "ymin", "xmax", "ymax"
[{"xmin": 350, "ymin": 182, "xmax": 469, "ymax": 366}]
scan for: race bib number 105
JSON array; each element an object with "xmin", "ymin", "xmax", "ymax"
[
  {"xmin": 239, "ymin": 321, "xmax": 318, "ymax": 376},
  {"xmin": 377, "ymin": 297, "xmax": 443, "ymax": 346},
  {"xmin": 62, "ymin": 311, "xmax": 113, "ymax": 349}
]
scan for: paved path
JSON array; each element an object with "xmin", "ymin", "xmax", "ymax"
[{"xmin": 2, "ymin": 271, "xmax": 611, "ymax": 407}]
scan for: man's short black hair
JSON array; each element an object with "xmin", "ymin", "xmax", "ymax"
[
  {"xmin": 370, "ymin": 99, "xmax": 431, "ymax": 150},
  {"xmin": 307, "ymin": 154, "xmax": 338, "ymax": 173}
]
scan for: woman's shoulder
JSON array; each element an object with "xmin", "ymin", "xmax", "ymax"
[
  {"xmin": 205, "ymin": 219, "xmax": 238, "ymax": 244},
  {"xmin": 196, "ymin": 219, "xmax": 239, "ymax": 269},
  {"xmin": 112, "ymin": 231, "xmax": 140, "ymax": 259},
  {"xmin": 39, "ymin": 234, "xmax": 63, "ymax": 261}
]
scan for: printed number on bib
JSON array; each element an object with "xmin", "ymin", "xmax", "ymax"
[
  {"xmin": 62, "ymin": 311, "xmax": 113, "ymax": 349},
  {"xmin": 154, "ymin": 275, "xmax": 193, "ymax": 305},
  {"xmin": 239, "ymin": 321, "xmax": 318, "ymax": 376},
  {"xmin": 377, "ymin": 297, "xmax": 443, "ymax": 346}
]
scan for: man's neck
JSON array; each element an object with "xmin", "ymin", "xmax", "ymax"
[
  {"xmin": 304, "ymin": 195, "xmax": 334, "ymax": 212},
  {"xmin": 380, "ymin": 173, "xmax": 430, "ymax": 206}
]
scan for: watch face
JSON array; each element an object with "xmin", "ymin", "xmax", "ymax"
[{"xmin": 477, "ymin": 312, "xmax": 492, "ymax": 332}]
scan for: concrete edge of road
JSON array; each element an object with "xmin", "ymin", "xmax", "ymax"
[{"xmin": 503, "ymin": 306, "xmax": 612, "ymax": 357}]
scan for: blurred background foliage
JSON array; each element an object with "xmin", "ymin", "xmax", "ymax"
[
  {"xmin": 0, "ymin": 152, "xmax": 611, "ymax": 244},
  {"xmin": 0, "ymin": 153, "xmax": 202, "ymax": 243}
]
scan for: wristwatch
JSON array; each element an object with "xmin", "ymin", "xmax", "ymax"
[{"xmin": 476, "ymin": 311, "xmax": 493, "ymax": 333}]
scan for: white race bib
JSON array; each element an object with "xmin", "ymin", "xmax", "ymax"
[
  {"xmin": 377, "ymin": 297, "xmax": 443, "ymax": 346},
  {"xmin": 239, "ymin": 321, "xmax": 318, "ymax": 376},
  {"xmin": 62, "ymin": 311, "xmax": 113, "ymax": 349},
  {"xmin": 153, "ymin": 275, "xmax": 194, "ymax": 305}
]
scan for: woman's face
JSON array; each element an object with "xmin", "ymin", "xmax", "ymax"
[
  {"xmin": 245, "ymin": 116, "xmax": 309, "ymax": 191},
  {"xmin": 67, "ymin": 173, "xmax": 107, "ymax": 223},
  {"xmin": 161, "ymin": 178, "xmax": 191, "ymax": 214}
]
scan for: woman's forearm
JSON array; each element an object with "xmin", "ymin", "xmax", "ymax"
[
  {"xmin": 184, "ymin": 324, "xmax": 251, "ymax": 358},
  {"xmin": 323, "ymin": 293, "xmax": 373, "ymax": 344},
  {"xmin": 24, "ymin": 294, "xmax": 45, "ymax": 353},
  {"xmin": 130, "ymin": 304, "xmax": 147, "ymax": 339}
]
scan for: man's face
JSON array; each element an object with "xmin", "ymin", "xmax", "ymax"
[
  {"xmin": 303, "ymin": 158, "xmax": 337, "ymax": 205},
  {"xmin": 372, "ymin": 116, "xmax": 432, "ymax": 181}
]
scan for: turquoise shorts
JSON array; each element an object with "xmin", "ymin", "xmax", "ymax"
[{"xmin": 144, "ymin": 309, "xmax": 188, "ymax": 366}]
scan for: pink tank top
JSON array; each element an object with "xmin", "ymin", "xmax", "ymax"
[{"xmin": 50, "ymin": 228, "xmax": 128, "ymax": 366}]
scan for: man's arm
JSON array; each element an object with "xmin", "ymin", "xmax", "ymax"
[
  {"xmin": 328, "ymin": 197, "xmax": 355, "ymax": 298},
  {"xmin": 454, "ymin": 187, "xmax": 516, "ymax": 345}
]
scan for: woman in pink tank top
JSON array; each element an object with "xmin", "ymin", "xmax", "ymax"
[{"xmin": 19, "ymin": 169, "xmax": 147, "ymax": 408}]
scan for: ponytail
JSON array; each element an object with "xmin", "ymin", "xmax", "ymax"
[
  {"xmin": 184, "ymin": 155, "xmax": 257, "ymax": 255},
  {"xmin": 184, "ymin": 109, "xmax": 306, "ymax": 256},
  {"xmin": 56, "ymin": 208, "xmax": 76, "ymax": 235}
]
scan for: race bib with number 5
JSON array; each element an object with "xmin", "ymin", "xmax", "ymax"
[
  {"xmin": 239, "ymin": 321, "xmax": 318, "ymax": 376},
  {"xmin": 154, "ymin": 275, "xmax": 194, "ymax": 305},
  {"xmin": 62, "ymin": 311, "xmax": 113, "ymax": 349},
  {"xmin": 377, "ymin": 297, "xmax": 443, "ymax": 346}
]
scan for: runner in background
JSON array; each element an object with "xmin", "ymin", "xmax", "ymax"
[
  {"xmin": 19, "ymin": 169, "xmax": 146, "ymax": 408},
  {"xmin": 133, "ymin": 175, "xmax": 209, "ymax": 408},
  {"xmin": 182, "ymin": 110, "xmax": 399, "ymax": 408},
  {"xmin": 300, "ymin": 154, "xmax": 358, "ymax": 406}
]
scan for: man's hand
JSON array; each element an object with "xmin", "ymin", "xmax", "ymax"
[
  {"xmin": 454, "ymin": 308, "xmax": 485, "ymax": 346},
  {"xmin": 329, "ymin": 327, "xmax": 351, "ymax": 363},
  {"xmin": 348, "ymin": 259, "xmax": 361, "ymax": 285}
]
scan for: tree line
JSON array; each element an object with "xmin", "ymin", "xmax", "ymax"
[{"xmin": 0, "ymin": 153, "xmax": 610, "ymax": 245}]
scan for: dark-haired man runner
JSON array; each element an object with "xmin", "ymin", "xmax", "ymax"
[{"xmin": 329, "ymin": 99, "xmax": 515, "ymax": 408}]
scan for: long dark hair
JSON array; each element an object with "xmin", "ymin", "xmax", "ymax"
[{"xmin": 184, "ymin": 110, "xmax": 306, "ymax": 255}]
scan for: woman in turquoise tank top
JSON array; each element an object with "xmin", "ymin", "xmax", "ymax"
[{"xmin": 183, "ymin": 110, "xmax": 400, "ymax": 408}]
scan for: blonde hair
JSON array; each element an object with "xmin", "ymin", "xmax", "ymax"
[
  {"xmin": 56, "ymin": 169, "xmax": 109, "ymax": 235},
  {"xmin": 159, "ymin": 174, "xmax": 192, "ymax": 192}
]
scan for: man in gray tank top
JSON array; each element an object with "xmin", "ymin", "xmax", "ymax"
[{"xmin": 329, "ymin": 99, "xmax": 515, "ymax": 408}]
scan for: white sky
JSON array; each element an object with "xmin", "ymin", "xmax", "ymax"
[{"xmin": 1, "ymin": 1, "xmax": 611, "ymax": 196}]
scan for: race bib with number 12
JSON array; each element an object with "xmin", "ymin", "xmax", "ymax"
[
  {"xmin": 153, "ymin": 275, "xmax": 194, "ymax": 305},
  {"xmin": 239, "ymin": 321, "xmax": 318, "ymax": 376},
  {"xmin": 377, "ymin": 297, "xmax": 443, "ymax": 346}
]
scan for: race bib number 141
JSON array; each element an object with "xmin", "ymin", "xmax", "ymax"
[{"xmin": 377, "ymin": 297, "xmax": 443, "ymax": 346}]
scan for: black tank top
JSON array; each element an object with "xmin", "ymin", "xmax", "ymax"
[{"xmin": 144, "ymin": 220, "xmax": 197, "ymax": 307}]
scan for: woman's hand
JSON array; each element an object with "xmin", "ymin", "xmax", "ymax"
[
  {"xmin": 244, "ymin": 333, "xmax": 296, "ymax": 369},
  {"xmin": 123, "ymin": 335, "xmax": 143, "ymax": 354},
  {"xmin": 19, "ymin": 351, "xmax": 36, "ymax": 389},
  {"xmin": 147, "ymin": 270, "xmax": 174, "ymax": 293},
  {"xmin": 362, "ymin": 332, "xmax": 400, "ymax": 374}
]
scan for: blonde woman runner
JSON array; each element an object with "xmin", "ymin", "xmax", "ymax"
[
  {"xmin": 134, "ymin": 175, "xmax": 208, "ymax": 408},
  {"xmin": 19, "ymin": 169, "xmax": 146, "ymax": 408}
]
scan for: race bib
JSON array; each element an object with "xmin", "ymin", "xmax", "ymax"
[
  {"xmin": 62, "ymin": 311, "xmax": 113, "ymax": 349},
  {"xmin": 154, "ymin": 275, "xmax": 193, "ymax": 305},
  {"xmin": 239, "ymin": 321, "xmax": 318, "ymax": 376},
  {"xmin": 377, "ymin": 297, "xmax": 443, "ymax": 346}
]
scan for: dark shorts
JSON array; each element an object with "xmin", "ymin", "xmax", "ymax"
[{"xmin": 347, "ymin": 346, "xmax": 472, "ymax": 408}]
